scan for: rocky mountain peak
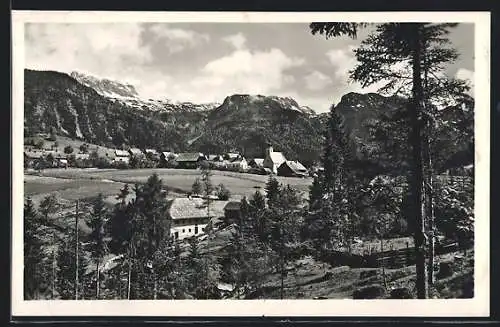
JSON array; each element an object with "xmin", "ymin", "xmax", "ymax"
[{"xmin": 70, "ymin": 71, "xmax": 140, "ymax": 99}]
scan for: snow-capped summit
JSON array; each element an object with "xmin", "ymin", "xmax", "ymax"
[{"xmin": 70, "ymin": 71, "xmax": 140, "ymax": 99}]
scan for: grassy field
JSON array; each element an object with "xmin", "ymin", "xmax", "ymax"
[{"xmin": 24, "ymin": 168, "xmax": 314, "ymax": 203}]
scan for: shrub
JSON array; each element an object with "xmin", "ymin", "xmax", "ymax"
[
  {"xmin": 216, "ymin": 183, "xmax": 231, "ymax": 200},
  {"xmin": 64, "ymin": 145, "xmax": 74, "ymax": 154},
  {"xmin": 192, "ymin": 178, "xmax": 202, "ymax": 195},
  {"xmin": 34, "ymin": 139, "xmax": 45, "ymax": 149},
  {"xmin": 389, "ymin": 287, "xmax": 413, "ymax": 299},
  {"xmin": 114, "ymin": 161, "xmax": 129, "ymax": 170},
  {"xmin": 79, "ymin": 143, "xmax": 89, "ymax": 153},
  {"xmin": 437, "ymin": 262, "xmax": 453, "ymax": 279},
  {"xmin": 352, "ymin": 284, "xmax": 386, "ymax": 299}
]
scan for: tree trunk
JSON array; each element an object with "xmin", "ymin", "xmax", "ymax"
[
  {"xmin": 280, "ymin": 256, "xmax": 284, "ymax": 300},
  {"xmin": 410, "ymin": 23, "xmax": 428, "ymax": 299},
  {"xmin": 280, "ymin": 228, "xmax": 284, "ymax": 300},
  {"xmin": 127, "ymin": 255, "xmax": 132, "ymax": 300},
  {"xmin": 422, "ymin": 42, "xmax": 436, "ymax": 288},
  {"xmin": 153, "ymin": 267, "xmax": 158, "ymax": 300},
  {"xmin": 75, "ymin": 200, "xmax": 79, "ymax": 300},
  {"xmin": 381, "ymin": 238, "xmax": 387, "ymax": 289},
  {"xmin": 52, "ymin": 232, "xmax": 56, "ymax": 299},
  {"xmin": 96, "ymin": 261, "xmax": 100, "ymax": 299},
  {"xmin": 424, "ymin": 130, "xmax": 436, "ymax": 286}
]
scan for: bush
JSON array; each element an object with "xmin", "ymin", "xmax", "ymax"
[
  {"xmin": 94, "ymin": 157, "xmax": 112, "ymax": 169},
  {"xmin": 353, "ymin": 284, "xmax": 386, "ymax": 299},
  {"xmin": 64, "ymin": 145, "xmax": 74, "ymax": 154},
  {"xmin": 216, "ymin": 183, "xmax": 231, "ymax": 200},
  {"xmin": 114, "ymin": 161, "xmax": 129, "ymax": 170},
  {"xmin": 389, "ymin": 287, "xmax": 413, "ymax": 299},
  {"xmin": 79, "ymin": 143, "xmax": 89, "ymax": 153},
  {"xmin": 437, "ymin": 262, "xmax": 453, "ymax": 279},
  {"xmin": 34, "ymin": 139, "xmax": 45, "ymax": 149}
]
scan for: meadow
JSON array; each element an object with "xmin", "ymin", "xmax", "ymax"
[{"xmin": 24, "ymin": 168, "xmax": 314, "ymax": 204}]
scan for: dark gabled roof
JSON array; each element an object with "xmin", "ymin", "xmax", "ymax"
[
  {"xmin": 176, "ymin": 152, "xmax": 205, "ymax": 162},
  {"xmin": 249, "ymin": 158, "xmax": 265, "ymax": 165},
  {"xmin": 279, "ymin": 160, "xmax": 307, "ymax": 173},
  {"xmin": 128, "ymin": 148, "xmax": 143, "ymax": 155},
  {"xmin": 224, "ymin": 201, "xmax": 241, "ymax": 211},
  {"xmin": 230, "ymin": 157, "xmax": 246, "ymax": 163}
]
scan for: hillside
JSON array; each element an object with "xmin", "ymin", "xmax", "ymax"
[
  {"xmin": 193, "ymin": 94, "xmax": 326, "ymax": 166},
  {"xmin": 24, "ymin": 69, "xmax": 203, "ymax": 152}
]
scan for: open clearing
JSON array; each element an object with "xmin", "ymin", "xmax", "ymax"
[{"xmin": 24, "ymin": 168, "xmax": 313, "ymax": 203}]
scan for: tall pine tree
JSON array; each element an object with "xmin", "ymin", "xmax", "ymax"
[
  {"xmin": 89, "ymin": 193, "xmax": 108, "ymax": 299},
  {"xmin": 24, "ymin": 197, "xmax": 45, "ymax": 300}
]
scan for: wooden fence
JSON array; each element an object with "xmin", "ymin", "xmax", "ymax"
[{"xmin": 321, "ymin": 240, "xmax": 459, "ymax": 269}]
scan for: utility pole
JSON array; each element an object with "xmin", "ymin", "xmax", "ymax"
[
  {"xmin": 52, "ymin": 231, "xmax": 57, "ymax": 299},
  {"xmin": 75, "ymin": 200, "xmax": 79, "ymax": 300}
]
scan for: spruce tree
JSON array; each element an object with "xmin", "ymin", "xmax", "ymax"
[
  {"xmin": 136, "ymin": 173, "xmax": 170, "ymax": 299},
  {"xmin": 191, "ymin": 178, "xmax": 202, "ymax": 196},
  {"xmin": 89, "ymin": 193, "xmax": 108, "ymax": 299},
  {"xmin": 38, "ymin": 193, "xmax": 60, "ymax": 224},
  {"xmin": 265, "ymin": 175, "xmax": 281, "ymax": 208},
  {"xmin": 24, "ymin": 197, "xmax": 45, "ymax": 299}
]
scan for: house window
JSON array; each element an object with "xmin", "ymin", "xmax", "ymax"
[
  {"xmin": 195, "ymin": 226, "xmax": 198, "ymax": 234},
  {"xmin": 175, "ymin": 232, "xmax": 179, "ymax": 239},
  {"xmin": 189, "ymin": 229, "xmax": 191, "ymax": 233},
  {"xmin": 182, "ymin": 229, "xmax": 185, "ymax": 233}
]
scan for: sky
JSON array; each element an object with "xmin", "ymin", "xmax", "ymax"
[{"xmin": 25, "ymin": 23, "xmax": 474, "ymax": 113}]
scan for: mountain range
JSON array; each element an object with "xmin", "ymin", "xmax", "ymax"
[{"xmin": 23, "ymin": 69, "xmax": 474, "ymax": 174}]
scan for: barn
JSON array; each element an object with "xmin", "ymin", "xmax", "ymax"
[
  {"xmin": 175, "ymin": 152, "xmax": 207, "ymax": 169},
  {"xmin": 277, "ymin": 160, "xmax": 308, "ymax": 177}
]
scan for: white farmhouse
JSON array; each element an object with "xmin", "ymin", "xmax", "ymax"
[
  {"xmin": 168, "ymin": 197, "xmax": 228, "ymax": 240},
  {"xmin": 114, "ymin": 149, "xmax": 130, "ymax": 164}
]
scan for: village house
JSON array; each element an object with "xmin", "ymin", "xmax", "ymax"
[
  {"xmin": 128, "ymin": 147, "xmax": 144, "ymax": 159},
  {"xmin": 74, "ymin": 153, "xmax": 90, "ymax": 161},
  {"xmin": 97, "ymin": 148, "xmax": 116, "ymax": 164},
  {"xmin": 227, "ymin": 157, "xmax": 249, "ymax": 171},
  {"xmin": 248, "ymin": 158, "xmax": 265, "ymax": 169},
  {"xmin": 263, "ymin": 144, "xmax": 286, "ymax": 174},
  {"xmin": 113, "ymin": 149, "xmax": 130, "ymax": 164},
  {"xmin": 174, "ymin": 152, "xmax": 207, "ymax": 169},
  {"xmin": 224, "ymin": 152, "xmax": 241, "ymax": 161},
  {"xmin": 144, "ymin": 148, "xmax": 160, "ymax": 161},
  {"xmin": 42, "ymin": 150, "xmax": 68, "ymax": 168},
  {"xmin": 24, "ymin": 149, "xmax": 45, "ymax": 168},
  {"xmin": 223, "ymin": 201, "xmax": 241, "ymax": 225},
  {"xmin": 207, "ymin": 154, "xmax": 224, "ymax": 162},
  {"xmin": 277, "ymin": 160, "xmax": 308, "ymax": 177},
  {"xmin": 160, "ymin": 151, "xmax": 177, "ymax": 162},
  {"xmin": 168, "ymin": 197, "xmax": 228, "ymax": 240}
]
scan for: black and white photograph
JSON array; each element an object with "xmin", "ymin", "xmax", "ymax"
[{"xmin": 11, "ymin": 11, "xmax": 490, "ymax": 317}]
